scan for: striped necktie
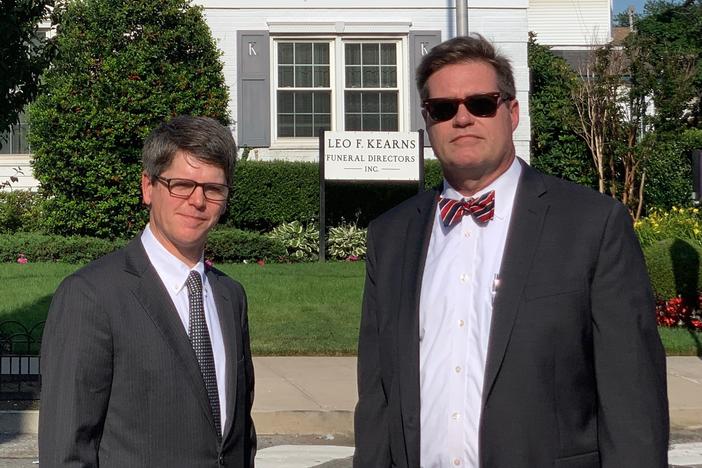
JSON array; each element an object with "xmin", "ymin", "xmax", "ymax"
[{"xmin": 438, "ymin": 190, "xmax": 496, "ymax": 227}]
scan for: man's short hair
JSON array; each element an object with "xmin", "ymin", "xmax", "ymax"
[
  {"xmin": 142, "ymin": 115, "xmax": 237, "ymax": 186},
  {"xmin": 416, "ymin": 34, "xmax": 516, "ymax": 101}
]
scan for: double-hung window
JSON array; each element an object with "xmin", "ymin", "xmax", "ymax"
[{"xmin": 274, "ymin": 38, "xmax": 402, "ymax": 143}]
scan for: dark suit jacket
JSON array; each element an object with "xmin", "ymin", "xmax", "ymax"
[
  {"xmin": 39, "ymin": 237, "xmax": 256, "ymax": 467},
  {"xmin": 354, "ymin": 161, "xmax": 668, "ymax": 468}
]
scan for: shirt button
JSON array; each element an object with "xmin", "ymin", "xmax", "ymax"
[
  {"xmin": 459, "ymin": 273, "xmax": 470, "ymax": 283},
  {"xmin": 463, "ymin": 230, "xmax": 471, "ymax": 238},
  {"xmin": 454, "ymin": 458, "xmax": 461, "ymax": 465},
  {"xmin": 458, "ymin": 320, "xmax": 465, "ymax": 327},
  {"xmin": 455, "ymin": 366, "xmax": 461, "ymax": 373},
  {"xmin": 452, "ymin": 412, "xmax": 460, "ymax": 421}
]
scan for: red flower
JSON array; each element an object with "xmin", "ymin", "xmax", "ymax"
[{"xmin": 256, "ymin": 259, "xmax": 265, "ymax": 267}]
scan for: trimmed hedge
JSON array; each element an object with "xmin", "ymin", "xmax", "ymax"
[
  {"xmin": 0, "ymin": 229, "xmax": 285, "ymax": 264},
  {"xmin": 0, "ymin": 232, "xmax": 127, "ymax": 263},
  {"xmin": 643, "ymin": 238, "xmax": 702, "ymax": 300},
  {"xmin": 227, "ymin": 159, "xmax": 444, "ymax": 232},
  {"xmin": 205, "ymin": 228, "xmax": 285, "ymax": 262}
]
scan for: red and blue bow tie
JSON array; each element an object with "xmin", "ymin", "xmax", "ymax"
[{"xmin": 438, "ymin": 190, "xmax": 496, "ymax": 227}]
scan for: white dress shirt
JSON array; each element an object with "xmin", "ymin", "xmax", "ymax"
[
  {"xmin": 419, "ymin": 158, "xmax": 521, "ymax": 467},
  {"xmin": 141, "ymin": 225, "xmax": 227, "ymax": 435}
]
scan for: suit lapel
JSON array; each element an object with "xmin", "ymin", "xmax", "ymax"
[
  {"xmin": 207, "ymin": 269, "xmax": 239, "ymax": 444},
  {"xmin": 123, "ymin": 239, "xmax": 216, "ymax": 432},
  {"xmin": 482, "ymin": 161, "xmax": 549, "ymax": 407},
  {"xmin": 397, "ymin": 189, "xmax": 438, "ymax": 468}
]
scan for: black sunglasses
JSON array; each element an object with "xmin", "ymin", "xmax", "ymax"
[{"xmin": 423, "ymin": 92, "xmax": 513, "ymax": 122}]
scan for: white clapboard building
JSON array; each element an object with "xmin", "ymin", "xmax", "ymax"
[{"xmin": 1, "ymin": 0, "xmax": 612, "ymax": 190}]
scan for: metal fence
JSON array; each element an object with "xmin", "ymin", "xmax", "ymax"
[{"xmin": 0, "ymin": 320, "xmax": 44, "ymax": 400}]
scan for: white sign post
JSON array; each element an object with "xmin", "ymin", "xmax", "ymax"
[{"xmin": 319, "ymin": 130, "xmax": 425, "ymax": 261}]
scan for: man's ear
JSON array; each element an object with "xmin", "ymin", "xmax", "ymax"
[{"xmin": 141, "ymin": 172, "xmax": 153, "ymax": 207}]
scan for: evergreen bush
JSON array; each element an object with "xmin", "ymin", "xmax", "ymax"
[
  {"xmin": 29, "ymin": 0, "xmax": 229, "ymax": 239},
  {"xmin": 0, "ymin": 191, "xmax": 44, "ymax": 233}
]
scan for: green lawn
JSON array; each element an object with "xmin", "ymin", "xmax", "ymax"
[{"xmin": 1, "ymin": 262, "xmax": 700, "ymax": 356}]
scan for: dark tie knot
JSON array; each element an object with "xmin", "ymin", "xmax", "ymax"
[
  {"xmin": 439, "ymin": 190, "xmax": 496, "ymax": 227},
  {"xmin": 186, "ymin": 270, "xmax": 203, "ymax": 295}
]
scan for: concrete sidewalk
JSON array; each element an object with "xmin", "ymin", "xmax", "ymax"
[{"xmin": 1, "ymin": 356, "xmax": 701, "ymax": 435}]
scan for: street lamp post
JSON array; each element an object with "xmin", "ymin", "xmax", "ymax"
[{"xmin": 456, "ymin": 0, "xmax": 468, "ymax": 36}]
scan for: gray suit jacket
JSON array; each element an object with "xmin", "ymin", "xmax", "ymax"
[
  {"xmin": 354, "ymin": 160, "xmax": 668, "ymax": 468},
  {"xmin": 39, "ymin": 237, "xmax": 256, "ymax": 467}
]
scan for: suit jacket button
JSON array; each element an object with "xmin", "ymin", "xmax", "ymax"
[{"xmin": 218, "ymin": 454, "xmax": 225, "ymax": 465}]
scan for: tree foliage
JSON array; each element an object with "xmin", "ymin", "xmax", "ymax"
[
  {"xmin": 629, "ymin": 0, "xmax": 702, "ymax": 130},
  {"xmin": 29, "ymin": 0, "xmax": 230, "ymax": 238},
  {"xmin": 527, "ymin": 33, "xmax": 594, "ymax": 188},
  {"xmin": 0, "ymin": 0, "xmax": 58, "ymax": 143}
]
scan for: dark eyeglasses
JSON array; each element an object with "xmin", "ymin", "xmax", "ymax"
[
  {"xmin": 423, "ymin": 92, "xmax": 513, "ymax": 122},
  {"xmin": 154, "ymin": 176, "xmax": 230, "ymax": 202}
]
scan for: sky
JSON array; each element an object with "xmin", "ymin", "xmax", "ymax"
[{"xmin": 613, "ymin": 0, "xmax": 648, "ymax": 15}]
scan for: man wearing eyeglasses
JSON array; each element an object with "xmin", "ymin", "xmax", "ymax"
[
  {"xmin": 39, "ymin": 116, "xmax": 255, "ymax": 467},
  {"xmin": 354, "ymin": 34, "xmax": 668, "ymax": 468}
]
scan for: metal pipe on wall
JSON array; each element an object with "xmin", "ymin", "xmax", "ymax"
[{"xmin": 456, "ymin": 0, "xmax": 468, "ymax": 36}]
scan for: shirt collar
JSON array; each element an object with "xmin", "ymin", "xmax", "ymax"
[
  {"xmin": 440, "ymin": 157, "xmax": 522, "ymax": 221},
  {"xmin": 141, "ymin": 224, "xmax": 206, "ymax": 294}
]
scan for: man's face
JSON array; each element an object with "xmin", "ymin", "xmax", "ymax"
[
  {"xmin": 423, "ymin": 60, "xmax": 519, "ymax": 194},
  {"xmin": 141, "ymin": 150, "xmax": 227, "ymax": 265}
]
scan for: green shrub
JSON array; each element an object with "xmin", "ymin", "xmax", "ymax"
[
  {"xmin": 643, "ymin": 238, "xmax": 702, "ymax": 300},
  {"xmin": 227, "ymin": 159, "xmax": 444, "ymax": 232},
  {"xmin": 205, "ymin": 228, "xmax": 285, "ymax": 263},
  {"xmin": 327, "ymin": 223, "xmax": 367, "ymax": 260},
  {"xmin": 635, "ymin": 206, "xmax": 702, "ymax": 248},
  {"xmin": 29, "ymin": 0, "xmax": 230, "ymax": 239},
  {"xmin": 0, "ymin": 191, "xmax": 44, "ymax": 233},
  {"xmin": 643, "ymin": 129, "xmax": 702, "ymax": 211},
  {"xmin": 0, "ymin": 232, "xmax": 126, "ymax": 263},
  {"xmin": 267, "ymin": 221, "xmax": 319, "ymax": 262}
]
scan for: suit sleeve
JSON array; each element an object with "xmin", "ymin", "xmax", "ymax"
[
  {"xmin": 354, "ymin": 224, "xmax": 391, "ymax": 467},
  {"xmin": 39, "ymin": 274, "xmax": 113, "ymax": 467},
  {"xmin": 590, "ymin": 202, "xmax": 669, "ymax": 467},
  {"xmin": 239, "ymin": 287, "xmax": 257, "ymax": 468}
]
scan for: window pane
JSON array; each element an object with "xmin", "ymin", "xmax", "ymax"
[
  {"xmin": 346, "ymin": 66, "xmax": 361, "ymax": 88},
  {"xmin": 278, "ymin": 114, "xmax": 295, "ymax": 137},
  {"xmin": 297, "ymin": 114, "xmax": 313, "ymax": 137},
  {"xmin": 363, "ymin": 114, "xmax": 380, "ymax": 131},
  {"xmin": 0, "ymin": 132, "xmax": 9, "ymax": 154},
  {"xmin": 279, "ymin": 66, "xmax": 294, "ymax": 87},
  {"xmin": 346, "ymin": 43, "xmax": 361, "ymax": 65},
  {"xmin": 363, "ymin": 67, "xmax": 380, "ymax": 88},
  {"xmin": 381, "ymin": 114, "xmax": 398, "ymax": 131},
  {"xmin": 279, "ymin": 43, "xmax": 294, "ymax": 64},
  {"xmin": 295, "ymin": 65, "xmax": 313, "ymax": 87},
  {"xmin": 315, "ymin": 114, "xmax": 331, "ymax": 132},
  {"xmin": 346, "ymin": 114, "xmax": 362, "ymax": 131},
  {"xmin": 314, "ymin": 43, "xmax": 329, "ymax": 64},
  {"xmin": 295, "ymin": 92, "xmax": 313, "ymax": 113},
  {"xmin": 278, "ymin": 92, "xmax": 294, "ymax": 113},
  {"xmin": 295, "ymin": 43, "xmax": 313, "ymax": 64},
  {"xmin": 364, "ymin": 92, "xmax": 380, "ymax": 113},
  {"xmin": 381, "ymin": 67, "xmax": 397, "ymax": 88},
  {"xmin": 380, "ymin": 92, "xmax": 397, "ymax": 112},
  {"xmin": 345, "ymin": 92, "xmax": 361, "ymax": 113},
  {"xmin": 381, "ymin": 44, "xmax": 396, "ymax": 65},
  {"xmin": 362, "ymin": 43, "xmax": 379, "ymax": 65},
  {"xmin": 314, "ymin": 93, "xmax": 331, "ymax": 113},
  {"xmin": 314, "ymin": 66, "xmax": 330, "ymax": 87}
]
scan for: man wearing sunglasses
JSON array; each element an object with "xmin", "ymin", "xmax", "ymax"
[
  {"xmin": 39, "ymin": 116, "xmax": 256, "ymax": 467},
  {"xmin": 355, "ymin": 34, "xmax": 668, "ymax": 468}
]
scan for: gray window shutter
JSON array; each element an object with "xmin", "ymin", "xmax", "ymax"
[
  {"xmin": 409, "ymin": 31, "xmax": 442, "ymax": 147},
  {"xmin": 237, "ymin": 31, "xmax": 270, "ymax": 147}
]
